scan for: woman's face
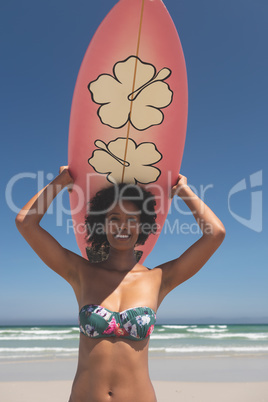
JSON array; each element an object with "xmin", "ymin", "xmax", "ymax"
[{"xmin": 105, "ymin": 201, "xmax": 141, "ymax": 251}]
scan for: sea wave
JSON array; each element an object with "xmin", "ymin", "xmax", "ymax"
[
  {"xmin": 187, "ymin": 328, "xmax": 227, "ymax": 333},
  {"xmin": 149, "ymin": 346, "xmax": 268, "ymax": 354},
  {"xmin": 0, "ymin": 335, "xmax": 79, "ymax": 341},
  {"xmin": 204, "ymin": 333, "xmax": 268, "ymax": 340},
  {"xmin": 161, "ymin": 325, "xmax": 189, "ymax": 329},
  {"xmin": 0, "ymin": 329, "xmax": 76, "ymax": 335},
  {"xmin": 150, "ymin": 334, "xmax": 188, "ymax": 340},
  {"xmin": 0, "ymin": 347, "xmax": 78, "ymax": 352},
  {"xmin": 0, "ymin": 347, "xmax": 79, "ymax": 360}
]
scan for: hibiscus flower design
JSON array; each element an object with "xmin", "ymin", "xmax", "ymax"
[
  {"xmin": 123, "ymin": 322, "xmax": 139, "ymax": 338},
  {"xmin": 103, "ymin": 317, "xmax": 117, "ymax": 335},
  {"xmin": 120, "ymin": 311, "xmax": 129, "ymax": 321},
  {"xmin": 85, "ymin": 324, "xmax": 99, "ymax": 337},
  {"xmin": 88, "ymin": 56, "xmax": 173, "ymax": 131},
  {"xmin": 88, "ymin": 137, "xmax": 162, "ymax": 184},
  {"xmin": 129, "ymin": 324, "xmax": 138, "ymax": 338},
  {"xmin": 95, "ymin": 307, "xmax": 112, "ymax": 321},
  {"xmin": 136, "ymin": 315, "xmax": 151, "ymax": 327},
  {"xmin": 145, "ymin": 325, "xmax": 155, "ymax": 338},
  {"xmin": 114, "ymin": 326, "xmax": 129, "ymax": 337}
]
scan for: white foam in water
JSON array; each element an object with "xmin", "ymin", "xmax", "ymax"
[
  {"xmin": 151, "ymin": 334, "xmax": 188, "ymax": 340},
  {"xmin": 13, "ymin": 329, "xmax": 73, "ymax": 335},
  {"xmin": 0, "ymin": 347, "xmax": 78, "ymax": 352},
  {"xmin": 0, "ymin": 329, "xmax": 75, "ymax": 336},
  {"xmin": 149, "ymin": 347, "xmax": 166, "ymax": 352},
  {"xmin": 187, "ymin": 328, "xmax": 227, "ymax": 333},
  {"xmin": 204, "ymin": 333, "xmax": 268, "ymax": 340},
  {"xmin": 162, "ymin": 325, "xmax": 189, "ymax": 329},
  {"xmin": 0, "ymin": 347, "xmax": 78, "ymax": 360},
  {"xmin": 149, "ymin": 346, "xmax": 268, "ymax": 354},
  {"xmin": 0, "ymin": 335, "xmax": 79, "ymax": 341}
]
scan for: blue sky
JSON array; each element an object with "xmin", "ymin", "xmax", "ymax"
[{"xmin": 1, "ymin": 0, "xmax": 267, "ymax": 325}]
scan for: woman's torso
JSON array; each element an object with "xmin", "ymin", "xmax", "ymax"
[{"xmin": 69, "ymin": 260, "xmax": 162, "ymax": 402}]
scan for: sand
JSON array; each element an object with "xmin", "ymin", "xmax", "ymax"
[
  {"xmin": 0, "ymin": 356, "xmax": 267, "ymax": 401},
  {"xmin": 1, "ymin": 380, "xmax": 268, "ymax": 402}
]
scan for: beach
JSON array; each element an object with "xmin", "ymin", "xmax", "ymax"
[
  {"xmin": 1, "ymin": 324, "xmax": 268, "ymax": 401},
  {"xmin": 1, "ymin": 381, "xmax": 268, "ymax": 402},
  {"xmin": 0, "ymin": 356, "xmax": 268, "ymax": 401}
]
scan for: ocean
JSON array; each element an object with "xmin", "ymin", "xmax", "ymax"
[{"xmin": 1, "ymin": 324, "xmax": 268, "ymax": 361}]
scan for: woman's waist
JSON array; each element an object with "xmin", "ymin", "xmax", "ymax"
[
  {"xmin": 71, "ymin": 374, "xmax": 156, "ymax": 402},
  {"xmin": 77, "ymin": 336, "xmax": 149, "ymax": 378},
  {"xmin": 72, "ymin": 361, "xmax": 154, "ymax": 402}
]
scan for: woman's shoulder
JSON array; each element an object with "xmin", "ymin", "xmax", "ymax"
[
  {"xmin": 65, "ymin": 249, "xmax": 98, "ymax": 276},
  {"xmin": 135, "ymin": 264, "xmax": 163, "ymax": 283}
]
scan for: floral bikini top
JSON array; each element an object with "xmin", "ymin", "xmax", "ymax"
[{"xmin": 79, "ymin": 304, "xmax": 156, "ymax": 341}]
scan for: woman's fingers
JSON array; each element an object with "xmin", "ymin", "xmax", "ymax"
[
  {"xmin": 59, "ymin": 165, "xmax": 69, "ymax": 175},
  {"xmin": 170, "ymin": 173, "xmax": 188, "ymax": 198},
  {"xmin": 58, "ymin": 166, "xmax": 74, "ymax": 192}
]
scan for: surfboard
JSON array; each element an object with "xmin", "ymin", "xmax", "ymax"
[{"xmin": 68, "ymin": 0, "xmax": 188, "ymax": 263}]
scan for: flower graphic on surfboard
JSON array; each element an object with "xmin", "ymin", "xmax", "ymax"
[
  {"xmin": 88, "ymin": 137, "xmax": 162, "ymax": 185},
  {"xmin": 68, "ymin": 0, "xmax": 188, "ymax": 262},
  {"xmin": 88, "ymin": 56, "xmax": 173, "ymax": 131}
]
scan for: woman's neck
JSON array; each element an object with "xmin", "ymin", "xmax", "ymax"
[{"xmin": 104, "ymin": 247, "xmax": 137, "ymax": 272}]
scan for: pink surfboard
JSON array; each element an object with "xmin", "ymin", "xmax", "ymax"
[{"xmin": 68, "ymin": 0, "xmax": 188, "ymax": 263}]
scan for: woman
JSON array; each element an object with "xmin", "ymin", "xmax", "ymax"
[{"xmin": 15, "ymin": 166, "xmax": 225, "ymax": 402}]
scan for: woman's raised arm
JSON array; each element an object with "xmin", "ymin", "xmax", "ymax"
[
  {"xmin": 156, "ymin": 174, "xmax": 226, "ymax": 304},
  {"xmin": 15, "ymin": 167, "xmax": 82, "ymax": 284}
]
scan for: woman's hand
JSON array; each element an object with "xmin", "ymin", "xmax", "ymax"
[
  {"xmin": 170, "ymin": 174, "xmax": 188, "ymax": 198},
  {"xmin": 59, "ymin": 166, "xmax": 74, "ymax": 192}
]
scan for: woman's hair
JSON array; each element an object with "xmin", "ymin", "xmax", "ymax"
[{"xmin": 85, "ymin": 183, "xmax": 157, "ymax": 252}]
